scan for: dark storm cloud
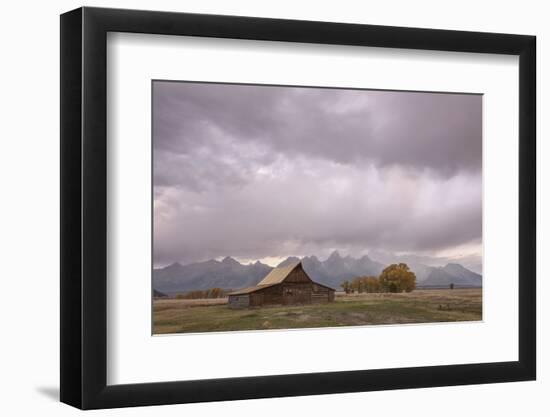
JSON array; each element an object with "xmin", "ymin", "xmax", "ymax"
[
  {"xmin": 152, "ymin": 81, "xmax": 482, "ymax": 266},
  {"xmin": 153, "ymin": 82, "xmax": 481, "ymax": 178}
]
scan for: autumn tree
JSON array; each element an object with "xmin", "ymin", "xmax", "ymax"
[
  {"xmin": 208, "ymin": 287, "xmax": 223, "ymax": 298},
  {"xmin": 341, "ymin": 280, "xmax": 351, "ymax": 294},
  {"xmin": 178, "ymin": 288, "xmax": 228, "ymax": 299},
  {"xmin": 364, "ymin": 276, "xmax": 380, "ymax": 293},
  {"xmin": 350, "ymin": 279, "xmax": 362, "ymax": 293},
  {"xmin": 349, "ymin": 276, "xmax": 381, "ymax": 293},
  {"xmin": 378, "ymin": 263, "xmax": 416, "ymax": 293}
]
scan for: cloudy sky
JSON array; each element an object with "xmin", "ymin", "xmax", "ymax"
[{"xmin": 153, "ymin": 81, "xmax": 482, "ymax": 268}]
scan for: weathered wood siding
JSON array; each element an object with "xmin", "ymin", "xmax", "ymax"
[
  {"xmin": 284, "ymin": 267, "xmax": 313, "ymax": 284},
  {"xmin": 228, "ymin": 264, "xmax": 335, "ymax": 308},
  {"xmin": 248, "ymin": 282, "xmax": 334, "ymax": 307},
  {"xmin": 250, "ymin": 285, "xmax": 283, "ymax": 306},
  {"xmin": 311, "ymin": 282, "xmax": 334, "ymax": 303},
  {"xmin": 228, "ymin": 294, "xmax": 250, "ymax": 308},
  {"xmin": 282, "ymin": 284, "xmax": 312, "ymax": 304}
]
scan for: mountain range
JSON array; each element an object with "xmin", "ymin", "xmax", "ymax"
[{"xmin": 153, "ymin": 251, "xmax": 482, "ymax": 294}]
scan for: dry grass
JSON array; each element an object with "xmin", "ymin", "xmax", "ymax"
[
  {"xmin": 153, "ymin": 288, "xmax": 482, "ymax": 334},
  {"xmin": 155, "ymin": 297, "xmax": 229, "ymax": 309}
]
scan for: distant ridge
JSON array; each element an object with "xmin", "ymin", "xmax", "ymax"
[
  {"xmin": 277, "ymin": 251, "xmax": 385, "ymax": 289},
  {"xmin": 421, "ymin": 263, "xmax": 482, "ymax": 287},
  {"xmin": 153, "ymin": 288, "xmax": 168, "ymax": 298},
  {"xmin": 153, "ymin": 251, "xmax": 482, "ymax": 293}
]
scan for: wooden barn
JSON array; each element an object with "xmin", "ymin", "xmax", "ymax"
[{"xmin": 227, "ymin": 261, "xmax": 335, "ymax": 308}]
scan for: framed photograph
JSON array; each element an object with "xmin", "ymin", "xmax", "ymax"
[{"xmin": 60, "ymin": 6, "xmax": 536, "ymax": 409}]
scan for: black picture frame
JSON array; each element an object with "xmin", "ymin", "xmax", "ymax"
[{"xmin": 60, "ymin": 6, "xmax": 536, "ymax": 410}]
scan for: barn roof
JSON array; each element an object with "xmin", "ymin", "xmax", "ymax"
[
  {"xmin": 227, "ymin": 261, "xmax": 336, "ymax": 296},
  {"xmin": 257, "ymin": 261, "xmax": 302, "ymax": 286},
  {"xmin": 227, "ymin": 284, "xmax": 277, "ymax": 295}
]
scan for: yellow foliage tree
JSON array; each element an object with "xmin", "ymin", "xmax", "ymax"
[
  {"xmin": 350, "ymin": 276, "xmax": 381, "ymax": 293},
  {"xmin": 364, "ymin": 276, "xmax": 381, "ymax": 293},
  {"xmin": 379, "ymin": 263, "xmax": 416, "ymax": 293},
  {"xmin": 341, "ymin": 280, "xmax": 352, "ymax": 294}
]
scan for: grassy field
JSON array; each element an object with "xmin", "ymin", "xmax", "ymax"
[{"xmin": 153, "ymin": 288, "xmax": 482, "ymax": 334}]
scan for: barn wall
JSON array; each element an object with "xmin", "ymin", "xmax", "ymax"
[
  {"xmin": 282, "ymin": 283, "xmax": 312, "ymax": 304},
  {"xmin": 252, "ymin": 281, "xmax": 336, "ymax": 306},
  {"xmin": 228, "ymin": 275, "xmax": 335, "ymax": 308},
  {"xmin": 251, "ymin": 285, "xmax": 284, "ymax": 306},
  {"xmin": 228, "ymin": 294, "xmax": 250, "ymax": 308},
  {"xmin": 311, "ymin": 283, "xmax": 335, "ymax": 303}
]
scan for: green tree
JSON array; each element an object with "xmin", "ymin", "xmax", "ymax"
[{"xmin": 379, "ymin": 263, "xmax": 416, "ymax": 293}]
